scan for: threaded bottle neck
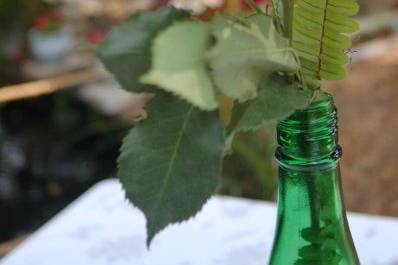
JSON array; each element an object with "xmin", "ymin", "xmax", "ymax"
[{"xmin": 276, "ymin": 92, "xmax": 341, "ymax": 169}]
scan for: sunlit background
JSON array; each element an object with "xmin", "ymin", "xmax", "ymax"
[{"xmin": 0, "ymin": 0, "xmax": 398, "ymax": 256}]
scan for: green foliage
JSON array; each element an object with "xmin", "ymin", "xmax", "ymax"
[
  {"xmin": 0, "ymin": 0, "xmax": 33, "ymax": 38},
  {"xmin": 209, "ymin": 14, "xmax": 297, "ymax": 102},
  {"xmin": 141, "ymin": 21, "xmax": 217, "ymax": 110},
  {"xmin": 118, "ymin": 93, "xmax": 225, "ymax": 245},
  {"xmin": 230, "ymin": 76, "xmax": 312, "ymax": 133},
  {"xmin": 291, "ymin": 0, "xmax": 360, "ymax": 88},
  {"xmin": 97, "ymin": 0, "xmax": 360, "ymax": 246},
  {"xmin": 97, "ymin": 7, "xmax": 188, "ymax": 92}
]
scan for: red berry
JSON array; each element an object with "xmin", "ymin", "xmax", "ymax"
[{"xmin": 33, "ymin": 15, "xmax": 49, "ymax": 30}]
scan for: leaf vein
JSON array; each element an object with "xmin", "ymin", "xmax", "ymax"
[{"xmin": 152, "ymin": 106, "xmax": 194, "ymax": 214}]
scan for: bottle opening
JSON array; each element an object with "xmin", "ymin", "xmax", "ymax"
[{"xmin": 276, "ymin": 92, "xmax": 341, "ymax": 168}]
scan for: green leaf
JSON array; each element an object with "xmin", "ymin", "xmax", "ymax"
[
  {"xmin": 141, "ymin": 21, "xmax": 218, "ymax": 111},
  {"xmin": 292, "ymin": 0, "xmax": 360, "ymax": 88},
  {"xmin": 209, "ymin": 14, "xmax": 297, "ymax": 102},
  {"xmin": 97, "ymin": 7, "xmax": 188, "ymax": 92},
  {"xmin": 230, "ymin": 76, "xmax": 312, "ymax": 133},
  {"xmin": 118, "ymin": 93, "xmax": 225, "ymax": 246},
  {"xmin": 272, "ymin": 0, "xmax": 292, "ymax": 37}
]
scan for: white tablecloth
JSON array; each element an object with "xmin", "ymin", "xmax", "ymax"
[{"xmin": 1, "ymin": 179, "xmax": 398, "ymax": 265}]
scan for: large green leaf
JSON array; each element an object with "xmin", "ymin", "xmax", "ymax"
[
  {"xmin": 97, "ymin": 7, "xmax": 188, "ymax": 92},
  {"xmin": 141, "ymin": 21, "xmax": 218, "ymax": 110},
  {"xmin": 118, "ymin": 93, "xmax": 225, "ymax": 245},
  {"xmin": 209, "ymin": 14, "xmax": 297, "ymax": 102},
  {"xmin": 230, "ymin": 76, "xmax": 312, "ymax": 133},
  {"xmin": 292, "ymin": 0, "xmax": 360, "ymax": 88}
]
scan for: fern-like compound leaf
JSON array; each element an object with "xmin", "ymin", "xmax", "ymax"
[{"xmin": 292, "ymin": 0, "xmax": 360, "ymax": 88}]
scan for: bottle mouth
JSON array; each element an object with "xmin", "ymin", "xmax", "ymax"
[
  {"xmin": 276, "ymin": 92, "xmax": 340, "ymax": 166},
  {"xmin": 278, "ymin": 92, "xmax": 335, "ymax": 128}
]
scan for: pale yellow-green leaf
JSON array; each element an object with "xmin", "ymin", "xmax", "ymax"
[
  {"xmin": 209, "ymin": 14, "xmax": 298, "ymax": 102},
  {"xmin": 141, "ymin": 21, "xmax": 218, "ymax": 110}
]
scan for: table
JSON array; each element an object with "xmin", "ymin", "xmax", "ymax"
[{"xmin": 1, "ymin": 179, "xmax": 398, "ymax": 265}]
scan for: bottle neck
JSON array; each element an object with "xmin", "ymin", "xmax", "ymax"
[
  {"xmin": 276, "ymin": 92, "xmax": 345, "ymax": 232},
  {"xmin": 276, "ymin": 92, "xmax": 341, "ymax": 168},
  {"xmin": 269, "ymin": 92, "xmax": 359, "ymax": 265}
]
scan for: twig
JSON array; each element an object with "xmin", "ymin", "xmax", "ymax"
[{"xmin": 0, "ymin": 68, "xmax": 108, "ymax": 104}]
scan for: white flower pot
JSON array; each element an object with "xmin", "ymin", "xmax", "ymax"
[{"xmin": 28, "ymin": 26, "xmax": 73, "ymax": 62}]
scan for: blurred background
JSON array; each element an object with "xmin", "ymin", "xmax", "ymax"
[{"xmin": 0, "ymin": 0, "xmax": 397, "ymax": 257}]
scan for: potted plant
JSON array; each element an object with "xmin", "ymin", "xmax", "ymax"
[
  {"xmin": 98, "ymin": 0, "xmax": 360, "ymax": 263},
  {"xmin": 28, "ymin": 5, "xmax": 73, "ymax": 62}
]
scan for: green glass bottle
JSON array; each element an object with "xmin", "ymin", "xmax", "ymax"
[{"xmin": 268, "ymin": 92, "xmax": 360, "ymax": 265}]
